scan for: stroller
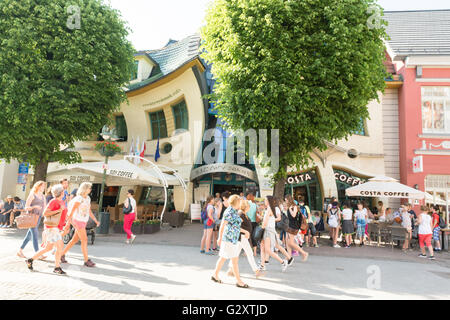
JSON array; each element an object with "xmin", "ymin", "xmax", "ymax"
[{"xmin": 63, "ymin": 217, "xmax": 97, "ymax": 245}]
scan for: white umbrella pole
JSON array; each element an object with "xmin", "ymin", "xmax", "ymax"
[{"xmin": 124, "ymin": 155, "xmax": 169, "ymax": 226}]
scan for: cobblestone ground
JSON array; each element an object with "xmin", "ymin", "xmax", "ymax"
[{"xmin": 1, "ymin": 226, "xmax": 449, "ymax": 300}]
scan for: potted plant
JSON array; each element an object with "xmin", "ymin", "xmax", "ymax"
[
  {"xmin": 131, "ymin": 220, "xmax": 143, "ymax": 234},
  {"xmin": 143, "ymin": 219, "xmax": 161, "ymax": 234},
  {"xmin": 94, "ymin": 141, "xmax": 122, "ymax": 157},
  {"xmin": 113, "ymin": 220, "xmax": 124, "ymax": 234}
]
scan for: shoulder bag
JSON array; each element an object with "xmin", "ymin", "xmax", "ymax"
[
  {"xmin": 15, "ymin": 209, "xmax": 40, "ymax": 229},
  {"xmin": 43, "ymin": 200, "xmax": 62, "ymax": 227},
  {"xmin": 123, "ymin": 198, "xmax": 133, "ymax": 214}
]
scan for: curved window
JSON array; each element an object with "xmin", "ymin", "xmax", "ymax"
[
  {"xmin": 149, "ymin": 110, "xmax": 168, "ymax": 140},
  {"xmin": 172, "ymin": 100, "xmax": 189, "ymax": 130}
]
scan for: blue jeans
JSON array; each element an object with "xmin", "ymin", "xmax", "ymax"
[{"xmin": 20, "ymin": 216, "xmax": 41, "ymax": 252}]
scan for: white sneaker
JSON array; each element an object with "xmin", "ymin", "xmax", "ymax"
[
  {"xmin": 259, "ymin": 264, "xmax": 266, "ymax": 271},
  {"xmin": 130, "ymin": 234, "xmax": 136, "ymax": 244},
  {"xmin": 333, "ymin": 244, "xmax": 341, "ymax": 248},
  {"xmin": 125, "ymin": 240, "xmax": 130, "ymax": 244},
  {"xmin": 281, "ymin": 260, "xmax": 288, "ymax": 272}
]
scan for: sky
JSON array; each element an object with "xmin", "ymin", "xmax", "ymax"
[{"xmin": 108, "ymin": 0, "xmax": 450, "ymax": 51}]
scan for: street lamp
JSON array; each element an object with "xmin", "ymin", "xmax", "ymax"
[{"xmin": 96, "ymin": 125, "xmax": 120, "ymax": 234}]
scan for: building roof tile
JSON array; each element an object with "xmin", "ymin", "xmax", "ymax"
[{"xmin": 384, "ymin": 10, "xmax": 450, "ymax": 57}]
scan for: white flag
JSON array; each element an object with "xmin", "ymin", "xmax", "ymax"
[
  {"xmin": 129, "ymin": 137, "xmax": 134, "ymax": 156},
  {"xmin": 134, "ymin": 136, "xmax": 140, "ymax": 165}
]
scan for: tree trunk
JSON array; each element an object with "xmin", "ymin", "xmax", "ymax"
[
  {"xmin": 273, "ymin": 161, "xmax": 288, "ymax": 200},
  {"xmin": 32, "ymin": 158, "xmax": 49, "ymax": 185}
]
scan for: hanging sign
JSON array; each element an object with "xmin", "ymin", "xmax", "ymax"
[{"xmin": 412, "ymin": 156, "xmax": 423, "ymax": 173}]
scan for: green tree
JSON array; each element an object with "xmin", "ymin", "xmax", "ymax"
[
  {"xmin": 201, "ymin": 0, "xmax": 388, "ymax": 198},
  {"xmin": 0, "ymin": 0, "xmax": 135, "ymax": 183}
]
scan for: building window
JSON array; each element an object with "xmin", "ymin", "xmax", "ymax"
[
  {"xmin": 422, "ymin": 87, "xmax": 450, "ymax": 134},
  {"xmin": 149, "ymin": 110, "xmax": 168, "ymax": 139},
  {"xmin": 130, "ymin": 60, "xmax": 139, "ymax": 81},
  {"xmin": 115, "ymin": 115, "xmax": 128, "ymax": 141},
  {"xmin": 353, "ymin": 118, "xmax": 366, "ymax": 136},
  {"xmin": 172, "ymin": 100, "xmax": 189, "ymax": 130}
]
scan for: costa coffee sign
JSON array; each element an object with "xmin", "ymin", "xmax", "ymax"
[
  {"xmin": 286, "ymin": 172, "xmax": 314, "ymax": 185},
  {"xmin": 334, "ymin": 172, "xmax": 365, "ymax": 186},
  {"xmin": 359, "ymin": 191, "xmax": 410, "ymax": 197}
]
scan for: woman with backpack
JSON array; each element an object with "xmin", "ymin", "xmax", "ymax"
[
  {"xmin": 285, "ymin": 195, "xmax": 308, "ymax": 261},
  {"xmin": 259, "ymin": 196, "xmax": 293, "ymax": 272},
  {"xmin": 200, "ymin": 196, "xmax": 215, "ymax": 255},
  {"xmin": 327, "ymin": 201, "xmax": 341, "ymax": 248}
]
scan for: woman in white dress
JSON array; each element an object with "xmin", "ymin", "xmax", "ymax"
[{"xmin": 327, "ymin": 201, "xmax": 341, "ymax": 248}]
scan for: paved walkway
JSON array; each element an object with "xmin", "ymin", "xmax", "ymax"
[{"xmin": 0, "ymin": 223, "xmax": 449, "ymax": 300}]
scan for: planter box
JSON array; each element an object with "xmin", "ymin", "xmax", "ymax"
[
  {"xmin": 113, "ymin": 224, "xmax": 124, "ymax": 234},
  {"xmin": 143, "ymin": 224, "xmax": 161, "ymax": 234},
  {"xmin": 131, "ymin": 225, "xmax": 143, "ymax": 234},
  {"xmin": 162, "ymin": 211, "xmax": 185, "ymax": 228}
]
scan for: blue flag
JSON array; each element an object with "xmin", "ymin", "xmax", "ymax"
[{"xmin": 155, "ymin": 137, "xmax": 160, "ymax": 162}]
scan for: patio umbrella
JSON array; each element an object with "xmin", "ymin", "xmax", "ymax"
[
  {"xmin": 47, "ymin": 160, "xmax": 180, "ymax": 187},
  {"xmin": 345, "ymin": 176, "xmax": 425, "ymax": 199}
]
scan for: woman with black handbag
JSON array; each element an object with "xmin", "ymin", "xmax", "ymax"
[
  {"xmin": 285, "ymin": 195, "xmax": 308, "ymax": 262},
  {"xmin": 123, "ymin": 190, "xmax": 137, "ymax": 244}
]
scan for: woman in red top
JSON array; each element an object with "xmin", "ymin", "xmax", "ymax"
[
  {"xmin": 431, "ymin": 206, "xmax": 442, "ymax": 252},
  {"xmin": 26, "ymin": 184, "xmax": 68, "ymax": 275}
]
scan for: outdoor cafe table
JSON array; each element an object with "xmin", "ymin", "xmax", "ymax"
[{"xmin": 367, "ymin": 222, "xmax": 407, "ymax": 248}]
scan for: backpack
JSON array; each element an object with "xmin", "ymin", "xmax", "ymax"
[
  {"xmin": 276, "ymin": 211, "xmax": 289, "ymax": 232},
  {"xmin": 298, "ymin": 206, "xmax": 309, "ymax": 231},
  {"xmin": 439, "ymin": 215, "xmax": 446, "ymax": 229},
  {"xmin": 201, "ymin": 208, "xmax": 207, "ymax": 222}
]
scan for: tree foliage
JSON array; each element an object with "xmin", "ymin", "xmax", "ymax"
[
  {"xmin": 201, "ymin": 0, "xmax": 388, "ymax": 194},
  {"xmin": 0, "ymin": 0, "xmax": 135, "ymax": 180}
]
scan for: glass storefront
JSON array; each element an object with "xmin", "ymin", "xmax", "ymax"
[
  {"xmin": 333, "ymin": 168, "xmax": 374, "ymax": 210},
  {"xmin": 285, "ymin": 169, "xmax": 322, "ymax": 211}
]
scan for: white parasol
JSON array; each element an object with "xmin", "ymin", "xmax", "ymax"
[{"xmin": 345, "ymin": 176, "xmax": 426, "ymax": 199}]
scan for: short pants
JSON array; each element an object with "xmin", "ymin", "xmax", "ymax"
[
  {"xmin": 433, "ymin": 227, "xmax": 441, "ymax": 241},
  {"xmin": 419, "ymin": 234, "xmax": 432, "ymax": 248},
  {"xmin": 72, "ymin": 219, "xmax": 87, "ymax": 230}
]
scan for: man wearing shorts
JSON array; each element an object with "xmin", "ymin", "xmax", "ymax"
[{"xmin": 11, "ymin": 197, "xmax": 26, "ymax": 228}]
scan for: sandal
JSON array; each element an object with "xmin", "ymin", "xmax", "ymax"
[
  {"xmin": 84, "ymin": 259, "xmax": 96, "ymax": 267},
  {"xmin": 236, "ymin": 283, "xmax": 249, "ymax": 289},
  {"xmin": 211, "ymin": 276, "xmax": 222, "ymax": 284},
  {"xmin": 25, "ymin": 258, "xmax": 33, "ymax": 271},
  {"xmin": 53, "ymin": 267, "xmax": 67, "ymax": 275},
  {"xmin": 17, "ymin": 251, "xmax": 26, "ymax": 259},
  {"xmin": 60, "ymin": 255, "xmax": 68, "ymax": 264}
]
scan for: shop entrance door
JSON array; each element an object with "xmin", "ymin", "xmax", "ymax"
[
  {"xmin": 293, "ymin": 186, "xmax": 308, "ymax": 204},
  {"xmin": 213, "ymin": 184, "xmax": 243, "ymax": 196}
]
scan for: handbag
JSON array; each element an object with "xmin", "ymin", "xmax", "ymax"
[
  {"xmin": 276, "ymin": 212, "xmax": 289, "ymax": 232},
  {"xmin": 15, "ymin": 210, "xmax": 40, "ymax": 229},
  {"xmin": 252, "ymin": 225, "xmax": 265, "ymax": 242},
  {"xmin": 43, "ymin": 200, "xmax": 62, "ymax": 227},
  {"xmin": 123, "ymin": 198, "xmax": 132, "ymax": 214}
]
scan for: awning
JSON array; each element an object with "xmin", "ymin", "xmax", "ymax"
[
  {"xmin": 47, "ymin": 160, "xmax": 180, "ymax": 187},
  {"xmin": 345, "ymin": 176, "xmax": 426, "ymax": 199}
]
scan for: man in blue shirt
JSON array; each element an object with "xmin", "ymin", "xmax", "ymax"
[{"xmin": 60, "ymin": 178, "xmax": 70, "ymax": 207}]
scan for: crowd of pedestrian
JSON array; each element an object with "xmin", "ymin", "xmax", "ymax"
[
  {"xmin": 201, "ymin": 192, "xmax": 321, "ymax": 288},
  {"xmin": 324, "ymin": 198, "xmax": 445, "ymax": 260}
]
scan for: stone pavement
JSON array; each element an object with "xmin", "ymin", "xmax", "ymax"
[{"xmin": 0, "ymin": 223, "xmax": 449, "ymax": 300}]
